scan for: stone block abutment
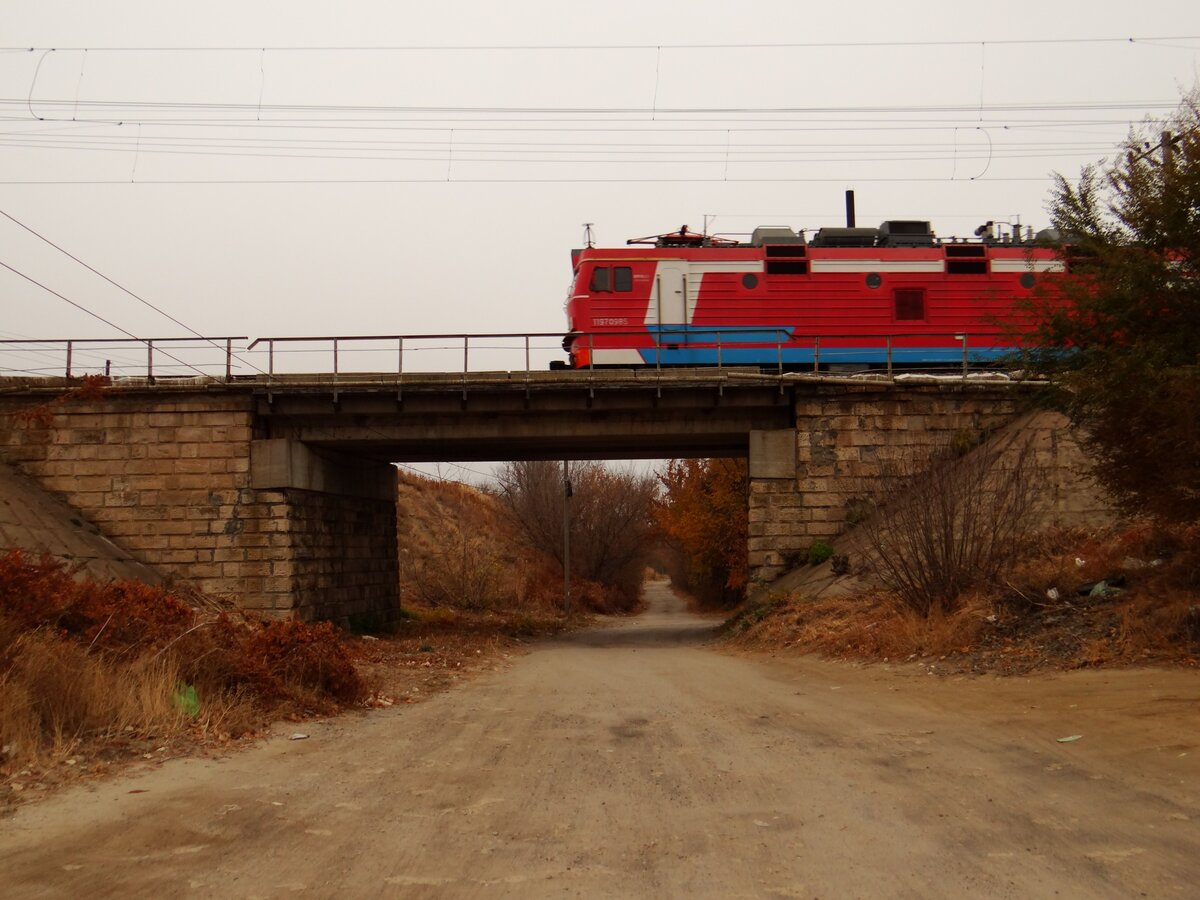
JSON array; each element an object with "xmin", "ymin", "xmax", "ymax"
[
  {"xmin": 746, "ymin": 382, "xmax": 1111, "ymax": 584},
  {"xmin": 0, "ymin": 388, "xmax": 398, "ymax": 624}
]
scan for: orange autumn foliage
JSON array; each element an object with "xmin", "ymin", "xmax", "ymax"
[{"xmin": 654, "ymin": 459, "xmax": 749, "ymax": 607}]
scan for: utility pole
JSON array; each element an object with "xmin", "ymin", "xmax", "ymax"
[{"xmin": 562, "ymin": 459, "xmax": 572, "ymax": 617}]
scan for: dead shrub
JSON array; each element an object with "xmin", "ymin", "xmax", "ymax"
[
  {"xmin": 1118, "ymin": 588, "xmax": 1200, "ymax": 656},
  {"xmin": 409, "ymin": 535, "xmax": 506, "ymax": 610},
  {"xmin": 729, "ymin": 522, "xmax": 1200, "ymax": 672},
  {"xmin": 858, "ymin": 430, "xmax": 1045, "ymax": 617},
  {"xmin": 6, "ymin": 375, "xmax": 112, "ymax": 435},
  {"xmin": 240, "ymin": 619, "xmax": 366, "ymax": 707},
  {"xmin": 0, "ymin": 548, "xmax": 194, "ymax": 651},
  {"xmin": 0, "ymin": 551, "xmax": 370, "ymax": 771}
]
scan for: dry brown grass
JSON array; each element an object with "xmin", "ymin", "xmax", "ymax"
[
  {"xmin": 397, "ymin": 469, "xmax": 644, "ymax": 616},
  {"xmin": 0, "ymin": 621, "xmax": 184, "ymax": 765},
  {"xmin": 730, "ymin": 523, "xmax": 1200, "ymax": 674},
  {"xmin": 397, "ymin": 471, "xmax": 537, "ymax": 611},
  {"xmin": 0, "ymin": 550, "xmax": 369, "ymax": 781},
  {"xmin": 729, "ymin": 591, "xmax": 988, "ymax": 661}
]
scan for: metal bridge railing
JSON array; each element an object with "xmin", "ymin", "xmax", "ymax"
[
  {"xmin": 0, "ymin": 337, "xmax": 248, "ymax": 382},
  {"xmin": 1, "ymin": 331, "xmax": 1017, "ymax": 385}
]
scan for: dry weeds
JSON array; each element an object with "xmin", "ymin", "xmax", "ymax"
[
  {"xmin": 730, "ymin": 523, "xmax": 1200, "ymax": 675},
  {"xmin": 0, "ymin": 550, "xmax": 371, "ymax": 812}
]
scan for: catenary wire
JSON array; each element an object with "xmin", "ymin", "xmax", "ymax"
[
  {"xmin": 4, "ymin": 35, "xmax": 1199, "ymax": 51},
  {"xmin": 0, "ymin": 257, "xmax": 210, "ymax": 378},
  {"xmin": 0, "ymin": 208, "xmax": 267, "ymax": 375}
]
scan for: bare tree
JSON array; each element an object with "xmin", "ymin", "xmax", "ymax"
[
  {"xmin": 496, "ymin": 460, "xmax": 658, "ymax": 610},
  {"xmin": 409, "ymin": 534, "xmax": 505, "ymax": 610}
]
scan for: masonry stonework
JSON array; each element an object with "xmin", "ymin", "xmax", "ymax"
[
  {"xmin": 0, "ymin": 389, "xmax": 398, "ymax": 624},
  {"xmin": 1, "ymin": 378, "xmax": 1111, "ymax": 608},
  {"xmin": 747, "ymin": 382, "xmax": 1108, "ymax": 583}
]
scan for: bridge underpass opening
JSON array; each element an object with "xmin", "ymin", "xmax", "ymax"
[{"xmin": 388, "ymin": 452, "xmax": 758, "ymax": 624}]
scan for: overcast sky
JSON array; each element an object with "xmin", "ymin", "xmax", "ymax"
[{"xmin": 2, "ymin": 1, "xmax": 1199, "ymax": 388}]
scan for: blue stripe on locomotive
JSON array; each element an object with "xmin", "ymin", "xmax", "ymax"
[{"xmin": 637, "ymin": 325, "xmax": 1009, "ymax": 366}]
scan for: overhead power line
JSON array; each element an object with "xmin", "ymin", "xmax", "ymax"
[
  {"xmin": 3, "ymin": 35, "xmax": 1198, "ymax": 51},
  {"xmin": 0, "ymin": 176, "xmax": 1057, "ymax": 185},
  {"xmin": 0, "ymin": 257, "xmax": 208, "ymax": 377},
  {"xmin": 0, "ymin": 208, "xmax": 267, "ymax": 375},
  {"xmin": 0, "ymin": 137, "xmax": 1114, "ymax": 166},
  {"xmin": 5, "ymin": 96, "xmax": 1183, "ymax": 117},
  {"xmin": 0, "ymin": 116, "xmax": 1154, "ymax": 133},
  {"xmin": 0, "ymin": 132, "xmax": 1124, "ymax": 150}
]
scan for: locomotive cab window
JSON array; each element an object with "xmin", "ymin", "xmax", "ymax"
[
  {"xmin": 589, "ymin": 266, "xmax": 611, "ymax": 292},
  {"xmin": 588, "ymin": 266, "xmax": 633, "ymax": 292},
  {"xmin": 894, "ymin": 288, "xmax": 926, "ymax": 321}
]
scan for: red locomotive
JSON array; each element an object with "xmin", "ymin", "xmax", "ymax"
[{"xmin": 561, "ymin": 209, "xmax": 1064, "ymax": 370}]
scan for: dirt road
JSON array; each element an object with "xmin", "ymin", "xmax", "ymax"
[{"xmin": 3, "ymin": 582, "xmax": 1199, "ymax": 898}]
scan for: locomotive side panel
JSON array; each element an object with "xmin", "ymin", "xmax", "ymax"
[{"xmin": 563, "ymin": 229, "xmax": 1065, "ymax": 368}]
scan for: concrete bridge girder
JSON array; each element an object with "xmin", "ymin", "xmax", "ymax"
[{"xmin": 255, "ymin": 379, "xmax": 796, "ymax": 462}]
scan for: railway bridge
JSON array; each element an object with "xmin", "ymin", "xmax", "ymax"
[{"xmin": 0, "ymin": 366, "xmax": 1096, "ymax": 623}]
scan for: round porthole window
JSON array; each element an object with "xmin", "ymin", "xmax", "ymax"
[
  {"xmin": 742, "ymin": 273, "xmax": 759, "ymax": 289},
  {"xmin": 1020, "ymin": 273, "xmax": 1036, "ymax": 289},
  {"xmin": 865, "ymin": 273, "xmax": 882, "ymax": 288}
]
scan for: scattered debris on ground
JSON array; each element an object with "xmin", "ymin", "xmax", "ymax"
[{"xmin": 345, "ymin": 607, "xmax": 573, "ymax": 705}]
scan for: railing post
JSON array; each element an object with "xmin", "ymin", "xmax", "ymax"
[
  {"xmin": 960, "ymin": 334, "xmax": 968, "ymax": 378},
  {"xmin": 463, "ymin": 336, "xmax": 469, "ymax": 402},
  {"xmin": 147, "ymin": 339, "xmax": 154, "ymax": 383},
  {"xmin": 586, "ymin": 333, "xmax": 595, "ymax": 399},
  {"xmin": 777, "ymin": 331, "xmax": 784, "ymax": 393},
  {"xmin": 397, "ymin": 336, "xmax": 404, "ymax": 404},
  {"xmin": 813, "ymin": 336, "xmax": 820, "ymax": 374},
  {"xmin": 225, "ymin": 338, "xmax": 233, "ymax": 381},
  {"xmin": 331, "ymin": 338, "xmax": 340, "ymax": 405},
  {"xmin": 65, "ymin": 340, "xmax": 73, "ymax": 379},
  {"xmin": 716, "ymin": 331, "xmax": 724, "ymax": 397},
  {"xmin": 268, "ymin": 339, "xmax": 275, "ymax": 377},
  {"xmin": 886, "ymin": 336, "xmax": 893, "ymax": 380},
  {"xmin": 524, "ymin": 334, "xmax": 532, "ymax": 400}
]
